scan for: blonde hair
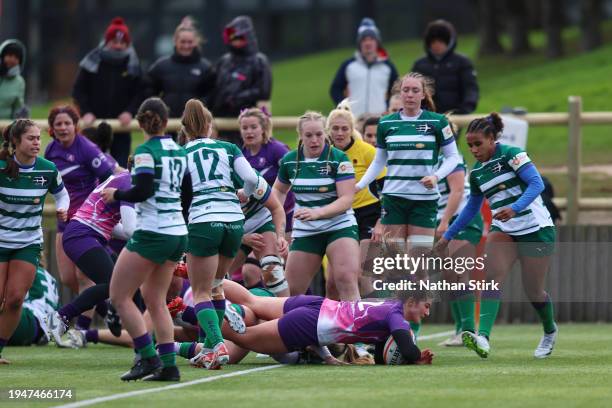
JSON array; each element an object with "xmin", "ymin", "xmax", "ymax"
[
  {"xmin": 326, "ymin": 99, "xmax": 362, "ymax": 142},
  {"xmin": 181, "ymin": 99, "xmax": 213, "ymax": 140},
  {"xmin": 174, "ymin": 16, "xmax": 204, "ymax": 46},
  {"xmin": 238, "ymin": 107, "xmax": 272, "ymax": 144},
  {"xmin": 292, "ymin": 111, "xmax": 332, "ymax": 186}
]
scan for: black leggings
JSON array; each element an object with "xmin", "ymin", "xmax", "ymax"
[{"xmin": 71, "ymin": 247, "xmax": 145, "ymax": 314}]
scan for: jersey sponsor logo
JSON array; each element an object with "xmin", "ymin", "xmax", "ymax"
[
  {"xmin": 416, "ymin": 123, "xmax": 432, "ymax": 134},
  {"xmin": 491, "ymin": 162, "xmax": 504, "ymax": 173},
  {"xmin": 92, "ymin": 153, "xmax": 107, "ymax": 169},
  {"xmin": 338, "ymin": 161, "xmax": 354, "ymax": 174},
  {"xmin": 33, "ymin": 197, "xmax": 41, "ymax": 204},
  {"xmin": 499, "ymin": 184, "xmax": 506, "ymax": 190},
  {"xmin": 415, "ymin": 143, "xmax": 425, "ymax": 149},
  {"xmin": 191, "ymin": 68, "xmax": 202, "ymax": 76},
  {"xmin": 32, "ymin": 175, "xmax": 49, "ymax": 187},
  {"xmin": 318, "ymin": 186, "xmax": 329, "ymax": 192},
  {"xmin": 509, "ymin": 152, "xmax": 531, "ymax": 170},
  {"xmin": 134, "ymin": 153, "xmax": 154, "ymax": 168},
  {"xmin": 258, "ymin": 157, "xmax": 267, "ymax": 167},
  {"xmin": 442, "ymin": 125, "xmax": 454, "ymax": 140},
  {"xmin": 67, "ymin": 154, "xmax": 75, "ymax": 162},
  {"xmin": 318, "ymin": 165, "xmax": 332, "ymax": 176}
]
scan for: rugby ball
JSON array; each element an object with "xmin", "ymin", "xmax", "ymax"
[{"xmin": 383, "ymin": 336, "xmax": 405, "ymax": 365}]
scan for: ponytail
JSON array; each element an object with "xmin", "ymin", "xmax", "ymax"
[
  {"xmin": 1, "ymin": 119, "xmax": 37, "ymax": 179},
  {"xmin": 466, "ymin": 112, "xmax": 504, "ymax": 140}
]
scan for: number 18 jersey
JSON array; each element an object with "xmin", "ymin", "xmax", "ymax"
[
  {"xmin": 184, "ymin": 138, "xmax": 244, "ymax": 224},
  {"xmin": 132, "ymin": 135, "xmax": 187, "ymax": 236}
]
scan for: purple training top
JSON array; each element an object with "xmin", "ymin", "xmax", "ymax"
[
  {"xmin": 72, "ymin": 171, "xmax": 133, "ymax": 241},
  {"xmin": 242, "ymin": 138, "xmax": 295, "ymax": 230},
  {"xmin": 45, "ymin": 134, "xmax": 114, "ymax": 229}
]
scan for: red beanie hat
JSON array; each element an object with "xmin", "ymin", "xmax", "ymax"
[{"xmin": 104, "ymin": 17, "xmax": 131, "ymax": 45}]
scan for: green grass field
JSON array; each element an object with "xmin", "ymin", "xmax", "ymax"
[{"xmin": 3, "ymin": 324, "xmax": 612, "ymax": 407}]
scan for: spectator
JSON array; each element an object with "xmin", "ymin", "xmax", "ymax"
[
  {"xmin": 0, "ymin": 39, "xmax": 28, "ymax": 119},
  {"xmin": 146, "ymin": 16, "xmax": 215, "ymax": 119},
  {"xmin": 412, "ymin": 19, "xmax": 479, "ymax": 114},
  {"xmin": 330, "ymin": 18, "xmax": 398, "ymax": 117},
  {"xmin": 72, "ymin": 17, "xmax": 143, "ymax": 167},
  {"xmin": 211, "ymin": 16, "xmax": 272, "ymax": 145}
]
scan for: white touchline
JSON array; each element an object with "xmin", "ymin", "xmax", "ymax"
[
  {"xmin": 53, "ymin": 365, "xmax": 284, "ymax": 408},
  {"xmin": 53, "ymin": 330, "xmax": 455, "ymax": 408},
  {"xmin": 419, "ymin": 330, "xmax": 456, "ymax": 340}
]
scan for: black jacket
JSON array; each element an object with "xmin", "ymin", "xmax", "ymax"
[
  {"xmin": 72, "ymin": 46, "xmax": 143, "ymax": 117},
  {"xmin": 412, "ymin": 29, "xmax": 479, "ymax": 114},
  {"xmin": 146, "ymin": 48, "xmax": 215, "ymax": 118},
  {"xmin": 210, "ymin": 16, "xmax": 272, "ymax": 118}
]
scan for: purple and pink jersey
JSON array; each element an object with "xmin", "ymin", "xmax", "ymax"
[
  {"xmin": 45, "ymin": 135, "xmax": 114, "ymax": 229},
  {"xmin": 243, "ymin": 138, "xmax": 295, "ymax": 231},
  {"xmin": 278, "ymin": 295, "xmax": 411, "ymax": 351},
  {"xmin": 316, "ymin": 298, "xmax": 411, "ymax": 345},
  {"xmin": 72, "ymin": 172, "xmax": 133, "ymax": 241}
]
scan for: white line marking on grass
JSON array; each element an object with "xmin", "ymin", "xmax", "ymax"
[
  {"xmin": 53, "ymin": 364, "xmax": 284, "ymax": 408},
  {"xmin": 419, "ymin": 330, "xmax": 455, "ymax": 340},
  {"xmin": 54, "ymin": 330, "xmax": 454, "ymax": 408}
]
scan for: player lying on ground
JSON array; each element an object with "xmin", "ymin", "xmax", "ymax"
[{"xmin": 224, "ymin": 282, "xmax": 434, "ymax": 365}]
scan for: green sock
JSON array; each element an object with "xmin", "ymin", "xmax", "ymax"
[
  {"xmin": 159, "ymin": 352, "xmax": 176, "ymax": 368},
  {"xmin": 216, "ymin": 309, "xmax": 225, "ymax": 330},
  {"xmin": 478, "ymin": 298, "xmax": 500, "ymax": 338},
  {"xmin": 178, "ymin": 342, "xmax": 193, "ymax": 359},
  {"xmin": 196, "ymin": 306, "xmax": 223, "ymax": 347},
  {"xmin": 450, "ymin": 300, "xmax": 462, "ymax": 334},
  {"xmin": 137, "ymin": 343, "xmax": 157, "ymax": 359},
  {"xmin": 532, "ymin": 296, "xmax": 556, "ymax": 334},
  {"xmin": 457, "ymin": 293, "xmax": 476, "ymax": 333},
  {"xmin": 409, "ymin": 321, "xmax": 421, "ymax": 338},
  {"xmin": 212, "ymin": 299, "xmax": 226, "ymax": 331}
]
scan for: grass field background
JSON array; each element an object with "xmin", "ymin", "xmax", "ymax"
[{"xmin": 4, "ymin": 324, "xmax": 612, "ymax": 407}]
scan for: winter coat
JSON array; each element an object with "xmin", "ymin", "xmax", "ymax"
[
  {"xmin": 0, "ymin": 39, "xmax": 26, "ymax": 119},
  {"xmin": 72, "ymin": 45, "xmax": 143, "ymax": 118},
  {"xmin": 146, "ymin": 48, "xmax": 215, "ymax": 118},
  {"xmin": 210, "ymin": 16, "xmax": 272, "ymax": 118},
  {"xmin": 412, "ymin": 30, "xmax": 479, "ymax": 114},
  {"xmin": 330, "ymin": 49, "xmax": 398, "ymax": 116}
]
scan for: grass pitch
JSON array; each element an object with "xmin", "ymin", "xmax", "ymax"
[{"xmin": 3, "ymin": 323, "xmax": 612, "ymax": 407}]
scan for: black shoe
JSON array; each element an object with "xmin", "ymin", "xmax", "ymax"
[
  {"xmin": 120, "ymin": 356, "xmax": 162, "ymax": 381},
  {"xmin": 106, "ymin": 304, "xmax": 123, "ymax": 338},
  {"xmin": 143, "ymin": 366, "xmax": 180, "ymax": 382}
]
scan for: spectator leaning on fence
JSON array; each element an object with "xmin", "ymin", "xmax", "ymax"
[
  {"xmin": 412, "ymin": 19, "xmax": 479, "ymax": 115},
  {"xmin": 330, "ymin": 18, "xmax": 399, "ymax": 117},
  {"xmin": 146, "ymin": 16, "xmax": 215, "ymax": 120},
  {"xmin": 210, "ymin": 15, "xmax": 272, "ymax": 146},
  {"xmin": 72, "ymin": 17, "xmax": 143, "ymax": 167},
  {"xmin": 0, "ymin": 39, "xmax": 28, "ymax": 119}
]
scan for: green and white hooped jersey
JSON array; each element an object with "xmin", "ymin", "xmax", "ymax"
[
  {"xmin": 0, "ymin": 157, "xmax": 63, "ymax": 249},
  {"xmin": 376, "ymin": 110, "xmax": 455, "ymax": 201},
  {"xmin": 24, "ymin": 267, "xmax": 59, "ymax": 332},
  {"xmin": 437, "ymin": 154, "xmax": 470, "ymax": 221},
  {"xmin": 132, "ymin": 136, "xmax": 187, "ymax": 236},
  {"xmin": 278, "ymin": 145, "xmax": 357, "ymax": 238},
  {"xmin": 185, "ymin": 138, "xmax": 244, "ymax": 224},
  {"xmin": 234, "ymin": 172, "xmax": 273, "ymax": 234},
  {"xmin": 470, "ymin": 143, "xmax": 553, "ymax": 235}
]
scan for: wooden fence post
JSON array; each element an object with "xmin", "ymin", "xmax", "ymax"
[{"xmin": 567, "ymin": 96, "xmax": 582, "ymax": 225}]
